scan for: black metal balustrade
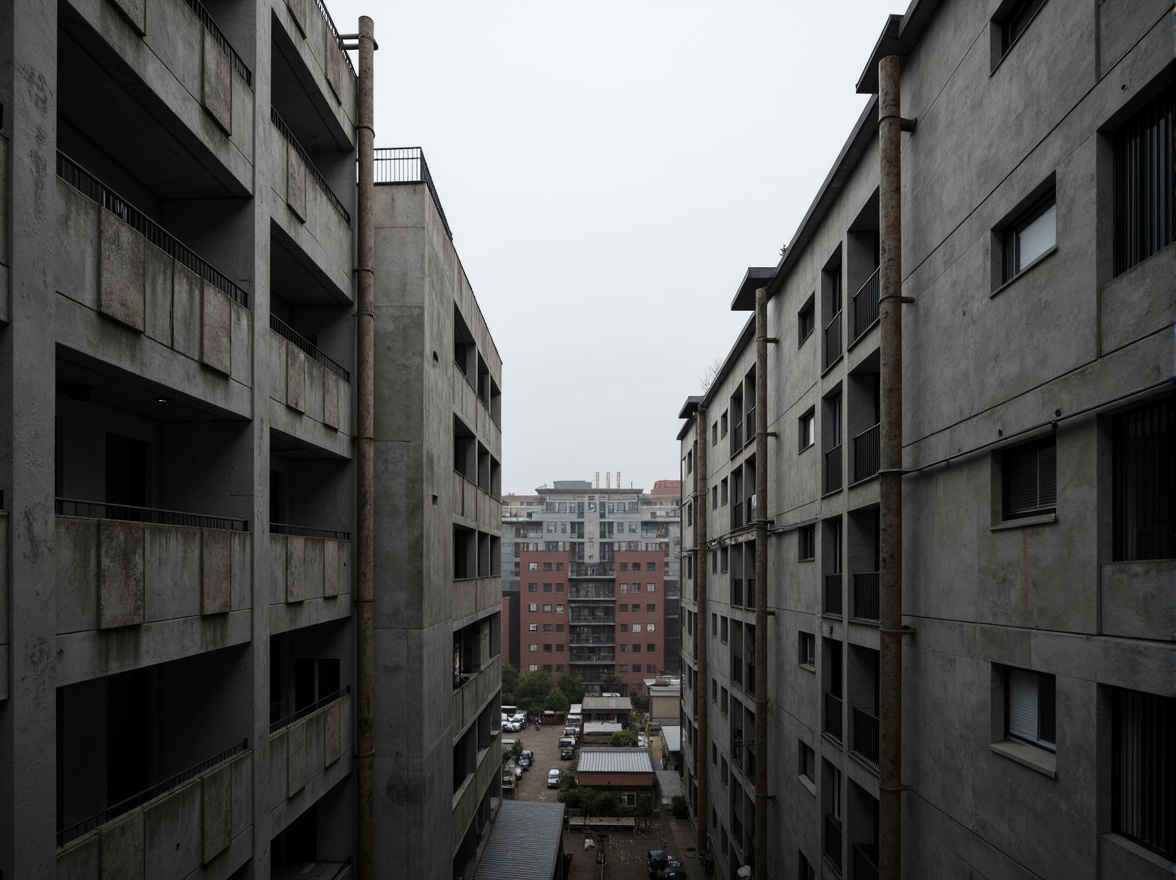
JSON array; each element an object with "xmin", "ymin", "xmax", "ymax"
[
  {"xmin": 824, "ymin": 692, "xmax": 843, "ymax": 742},
  {"xmin": 271, "ymin": 523, "xmax": 350, "ymax": 540},
  {"xmin": 569, "ymin": 562, "xmax": 614, "ymax": 578},
  {"xmin": 824, "ymin": 813, "xmax": 843, "ymax": 872},
  {"xmin": 853, "ymin": 423, "xmax": 881, "ymax": 483},
  {"xmin": 852, "ymin": 572, "xmax": 880, "ymax": 623},
  {"xmin": 852, "ymin": 843, "xmax": 879, "ymax": 880},
  {"xmin": 182, "ymin": 0, "xmax": 252, "ymax": 85},
  {"xmin": 271, "ymin": 685, "xmax": 351, "ymax": 732},
  {"xmin": 271, "ymin": 108, "xmax": 351, "ymax": 223},
  {"xmin": 824, "ymin": 573, "xmax": 843, "ymax": 616},
  {"xmin": 373, "ymin": 147, "xmax": 453, "ymax": 239},
  {"xmin": 852, "ymin": 267, "xmax": 880, "ymax": 340},
  {"xmin": 57, "ymin": 739, "xmax": 248, "ymax": 846},
  {"xmin": 56, "ymin": 153, "xmax": 249, "ymax": 307},
  {"xmin": 825, "ymin": 444, "xmax": 843, "ymax": 493},
  {"xmin": 824, "ymin": 309, "xmax": 843, "ymax": 370},
  {"xmin": 270, "ymin": 315, "xmax": 350, "ymax": 381},
  {"xmin": 56, "ymin": 498, "xmax": 248, "ymax": 531},
  {"xmin": 852, "ymin": 706, "xmax": 880, "ymax": 767}
]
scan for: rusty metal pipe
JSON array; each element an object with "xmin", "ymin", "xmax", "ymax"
[
  {"xmin": 695, "ymin": 407, "xmax": 710, "ymax": 856},
  {"xmin": 355, "ymin": 16, "xmax": 376, "ymax": 880},
  {"xmin": 753, "ymin": 287, "xmax": 769, "ymax": 876},
  {"xmin": 878, "ymin": 53, "xmax": 906, "ymax": 880}
]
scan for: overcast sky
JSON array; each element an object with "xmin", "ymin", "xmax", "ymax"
[{"xmin": 329, "ymin": 1, "xmax": 892, "ymax": 495}]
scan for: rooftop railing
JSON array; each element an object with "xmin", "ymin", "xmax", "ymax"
[
  {"xmin": 270, "ymin": 315, "xmax": 351, "ymax": 381},
  {"xmin": 270, "ymin": 523, "xmax": 351, "ymax": 540},
  {"xmin": 57, "ymin": 152, "xmax": 249, "ymax": 307},
  {"xmin": 311, "ymin": 0, "xmax": 356, "ymax": 76},
  {"xmin": 182, "ymin": 0, "xmax": 252, "ymax": 86},
  {"xmin": 271, "ymin": 108, "xmax": 351, "ymax": 223},
  {"xmin": 57, "ymin": 739, "xmax": 248, "ymax": 846},
  {"xmin": 373, "ymin": 147, "xmax": 453, "ymax": 240},
  {"xmin": 56, "ymin": 498, "xmax": 248, "ymax": 531}
]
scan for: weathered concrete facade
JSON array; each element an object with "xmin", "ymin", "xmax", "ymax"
[
  {"xmin": 0, "ymin": 0, "xmax": 502, "ymax": 877},
  {"xmin": 679, "ymin": 2, "xmax": 1174, "ymax": 878}
]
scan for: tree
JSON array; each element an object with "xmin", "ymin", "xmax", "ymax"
[
  {"xmin": 542, "ymin": 686, "xmax": 569, "ymax": 714},
  {"xmin": 600, "ymin": 673, "xmax": 624, "ymax": 695},
  {"xmin": 610, "ymin": 729, "xmax": 637, "ymax": 747},
  {"xmin": 630, "ymin": 695, "xmax": 650, "ymax": 714},
  {"xmin": 557, "ymin": 670, "xmax": 585, "ymax": 704},
  {"xmin": 501, "ymin": 663, "xmax": 520, "ymax": 705},
  {"xmin": 517, "ymin": 669, "xmax": 553, "ymax": 716},
  {"xmin": 699, "ymin": 356, "xmax": 724, "ymax": 391}
]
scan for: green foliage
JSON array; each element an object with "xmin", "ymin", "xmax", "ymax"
[
  {"xmin": 671, "ymin": 794, "xmax": 689, "ymax": 820},
  {"xmin": 610, "ymin": 729, "xmax": 638, "ymax": 747},
  {"xmin": 576, "ymin": 788, "xmax": 622, "ymax": 821},
  {"xmin": 517, "ymin": 670, "xmax": 553, "ymax": 715},
  {"xmin": 601, "ymin": 673, "xmax": 625, "ymax": 695},
  {"xmin": 501, "ymin": 664, "xmax": 520, "ymax": 705},
  {"xmin": 557, "ymin": 670, "xmax": 585, "ymax": 704},
  {"xmin": 630, "ymin": 695, "xmax": 650, "ymax": 714},
  {"xmin": 542, "ymin": 686, "xmax": 570, "ymax": 713},
  {"xmin": 504, "ymin": 740, "xmax": 523, "ymax": 762}
]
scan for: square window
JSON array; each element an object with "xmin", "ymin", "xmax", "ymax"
[
  {"xmin": 799, "ymin": 741, "xmax": 815, "ymax": 782},
  {"xmin": 555, "ymin": 623, "xmax": 564, "ymax": 632},
  {"xmin": 647, "ymin": 562, "xmax": 656, "ymax": 572},
  {"xmin": 619, "ymin": 624, "xmax": 628, "ymax": 633},
  {"xmin": 556, "ymin": 604, "xmax": 564, "ymax": 613},
  {"xmin": 556, "ymin": 562, "xmax": 564, "ymax": 571},
  {"xmin": 543, "ymin": 561, "xmax": 552, "ymax": 571},
  {"xmin": 999, "ymin": 0, "xmax": 1047, "ymax": 56},
  {"xmin": 798, "ymin": 632, "xmax": 815, "ymax": 666},
  {"xmin": 543, "ymin": 604, "xmax": 552, "ymax": 612},
  {"xmin": 648, "ymin": 623, "xmax": 655, "ymax": 632},
  {"xmin": 543, "ymin": 644, "xmax": 552, "ymax": 653},
  {"xmin": 1002, "ymin": 437, "xmax": 1057, "ymax": 518},
  {"xmin": 528, "ymin": 664, "xmax": 538, "ymax": 672},
  {"xmin": 557, "ymin": 582, "xmax": 564, "ymax": 592},
  {"xmin": 799, "ymin": 410, "xmax": 815, "ymax": 451},
  {"xmin": 528, "ymin": 583, "xmax": 538, "ymax": 593},
  {"xmin": 1003, "ymin": 194, "xmax": 1056, "ymax": 282},
  {"xmin": 620, "ymin": 561, "xmax": 628, "ymax": 571},
  {"xmin": 1114, "ymin": 85, "xmax": 1176, "ymax": 275},
  {"xmin": 633, "ymin": 643, "xmax": 642, "ymax": 653},
  {"xmin": 528, "ymin": 562, "xmax": 538, "ymax": 571},
  {"xmin": 528, "ymin": 603, "xmax": 537, "ymax": 612},
  {"xmin": 1113, "ymin": 395, "xmax": 1175, "ymax": 561},
  {"xmin": 620, "ymin": 604, "xmax": 628, "ymax": 612},
  {"xmin": 543, "ymin": 623, "xmax": 552, "ymax": 632},
  {"xmin": 620, "ymin": 664, "xmax": 629, "ymax": 673},
  {"xmin": 647, "ymin": 604, "xmax": 656, "ymax": 612},
  {"xmin": 647, "ymin": 583, "xmax": 656, "ymax": 592},
  {"xmin": 620, "ymin": 644, "xmax": 628, "ymax": 653},
  {"xmin": 631, "ymin": 606, "xmax": 640, "ymax": 615},
  {"xmin": 798, "ymin": 525, "xmax": 816, "ymax": 562},
  {"xmin": 528, "ymin": 644, "xmax": 538, "ymax": 652},
  {"xmin": 543, "ymin": 583, "xmax": 552, "ymax": 592},
  {"xmin": 1112, "ymin": 688, "xmax": 1176, "ymax": 859},
  {"xmin": 647, "ymin": 643, "xmax": 655, "ymax": 653},
  {"xmin": 798, "ymin": 295, "xmax": 815, "ymax": 345},
  {"xmin": 528, "ymin": 623, "xmax": 538, "ymax": 632},
  {"xmin": 1006, "ymin": 667, "xmax": 1056, "ymax": 749}
]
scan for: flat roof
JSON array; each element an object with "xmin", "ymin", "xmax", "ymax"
[
  {"xmin": 582, "ymin": 696, "xmax": 633, "ymax": 711},
  {"xmin": 583, "ymin": 722, "xmax": 622, "ymax": 734},
  {"xmin": 660, "ymin": 726, "xmax": 682, "ymax": 752},
  {"xmin": 474, "ymin": 801, "xmax": 566, "ymax": 880},
  {"xmin": 577, "ymin": 748, "xmax": 655, "ymax": 774}
]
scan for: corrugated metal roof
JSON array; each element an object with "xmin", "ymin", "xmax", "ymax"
[
  {"xmin": 660, "ymin": 726, "xmax": 681, "ymax": 752},
  {"xmin": 582, "ymin": 696, "xmax": 633, "ymax": 711},
  {"xmin": 474, "ymin": 800, "xmax": 566, "ymax": 880},
  {"xmin": 583, "ymin": 722, "xmax": 622, "ymax": 734},
  {"xmin": 577, "ymin": 748, "xmax": 654, "ymax": 774}
]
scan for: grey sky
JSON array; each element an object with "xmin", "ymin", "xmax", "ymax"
[{"xmin": 329, "ymin": 1, "xmax": 891, "ymax": 494}]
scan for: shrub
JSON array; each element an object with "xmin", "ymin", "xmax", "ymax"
[{"xmin": 671, "ymin": 795, "xmax": 689, "ymax": 820}]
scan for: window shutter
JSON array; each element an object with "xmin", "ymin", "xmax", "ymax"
[
  {"xmin": 1008, "ymin": 668, "xmax": 1039, "ymax": 741},
  {"xmin": 1038, "ymin": 444, "xmax": 1057, "ymax": 507},
  {"xmin": 1007, "ymin": 449, "xmax": 1039, "ymax": 514}
]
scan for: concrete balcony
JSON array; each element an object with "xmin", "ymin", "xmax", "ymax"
[
  {"xmin": 54, "ymin": 162, "xmax": 253, "ymax": 415},
  {"xmin": 268, "ymin": 530, "xmax": 351, "ymax": 634},
  {"xmin": 54, "ymin": 506, "xmax": 252, "ymax": 683},
  {"xmin": 268, "ymin": 322, "xmax": 352, "ymax": 458},
  {"xmin": 271, "ymin": 0, "xmax": 357, "ymax": 141},
  {"xmin": 56, "ymin": 746, "xmax": 252, "ymax": 879},
  {"xmin": 268, "ymin": 111, "xmax": 354, "ymax": 300},
  {"xmin": 451, "ymin": 471, "xmax": 501, "ymax": 527},
  {"xmin": 268, "ymin": 690, "xmax": 353, "ymax": 833},
  {"xmin": 61, "ymin": 0, "xmax": 255, "ymax": 191},
  {"xmin": 452, "ymin": 655, "xmax": 501, "ymax": 736},
  {"xmin": 451, "ymin": 740, "xmax": 499, "ymax": 853},
  {"xmin": 450, "ymin": 577, "xmax": 502, "ymax": 625},
  {"xmin": 0, "ymin": 135, "xmax": 9, "ymax": 324},
  {"xmin": 451, "ymin": 361, "xmax": 501, "ymax": 447}
]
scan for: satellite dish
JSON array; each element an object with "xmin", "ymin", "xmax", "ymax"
[{"xmin": 736, "ymin": 867, "xmax": 753, "ymax": 878}]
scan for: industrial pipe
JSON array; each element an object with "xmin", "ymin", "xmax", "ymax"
[
  {"xmin": 355, "ymin": 16, "xmax": 376, "ymax": 880},
  {"xmin": 695, "ymin": 406, "xmax": 710, "ymax": 857},
  {"xmin": 753, "ymin": 287, "xmax": 769, "ymax": 876}
]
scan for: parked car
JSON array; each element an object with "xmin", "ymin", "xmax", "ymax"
[
  {"xmin": 560, "ymin": 746, "xmax": 574, "ymax": 760},
  {"xmin": 500, "ymin": 774, "xmax": 515, "ymax": 790},
  {"xmin": 647, "ymin": 850, "xmax": 683, "ymax": 877},
  {"xmin": 518, "ymin": 750, "xmax": 533, "ymax": 769},
  {"xmin": 547, "ymin": 768, "xmax": 561, "ymax": 788}
]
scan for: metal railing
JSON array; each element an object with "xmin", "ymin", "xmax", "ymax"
[
  {"xmin": 310, "ymin": 0, "xmax": 356, "ymax": 76},
  {"xmin": 852, "ymin": 571, "xmax": 880, "ymax": 623},
  {"xmin": 373, "ymin": 147, "xmax": 453, "ymax": 239},
  {"xmin": 824, "ymin": 813, "xmax": 843, "ymax": 872},
  {"xmin": 852, "ymin": 706, "xmax": 880, "ymax": 767},
  {"xmin": 270, "ymin": 523, "xmax": 350, "ymax": 540},
  {"xmin": 271, "ymin": 108, "xmax": 351, "ymax": 223},
  {"xmin": 182, "ymin": 0, "xmax": 252, "ymax": 85},
  {"xmin": 570, "ymin": 612, "xmax": 615, "ymax": 624},
  {"xmin": 852, "ymin": 267, "xmax": 880, "ymax": 341},
  {"xmin": 824, "ymin": 573, "xmax": 843, "ymax": 616},
  {"xmin": 823, "ymin": 309, "xmax": 843, "ymax": 370},
  {"xmin": 56, "ymin": 498, "xmax": 248, "ymax": 531},
  {"xmin": 569, "ymin": 586, "xmax": 614, "ymax": 600},
  {"xmin": 56, "ymin": 152, "xmax": 249, "ymax": 307},
  {"xmin": 567, "ymin": 636, "xmax": 615, "ymax": 646},
  {"xmin": 57, "ymin": 739, "xmax": 248, "ymax": 846},
  {"xmin": 823, "ymin": 692, "xmax": 843, "ymax": 742},
  {"xmin": 270, "ymin": 314, "xmax": 350, "ymax": 381},
  {"xmin": 852, "ymin": 843, "xmax": 880, "ymax": 880},
  {"xmin": 569, "ymin": 562, "xmax": 614, "ymax": 578},
  {"xmin": 853, "ymin": 423, "xmax": 881, "ymax": 483},
  {"xmin": 270, "ymin": 685, "xmax": 351, "ymax": 733},
  {"xmin": 570, "ymin": 653, "xmax": 615, "ymax": 663},
  {"xmin": 825, "ymin": 444, "xmax": 843, "ymax": 494}
]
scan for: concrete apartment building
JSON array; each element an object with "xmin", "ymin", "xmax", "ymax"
[
  {"xmin": 1, "ymin": 1, "xmax": 502, "ymax": 877},
  {"xmin": 500, "ymin": 479, "xmax": 680, "ymax": 694},
  {"xmin": 678, "ymin": 2, "xmax": 1173, "ymax": 879}
]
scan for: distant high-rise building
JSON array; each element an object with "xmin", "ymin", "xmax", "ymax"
[{"xmin": 501, "ymin": 480, "xmax": 681, "ymax": 693}]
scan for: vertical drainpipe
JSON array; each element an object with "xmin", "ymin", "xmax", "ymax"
[
  {"xmin": 753, "ymin": 287, "xmax": 769, "ymax": 876},
  {"xmin": 878, "ymin": 54, "xmax": 914, "ymax": 880},
  {"xmin": 695, "ymin": 406, "xmax": 710, "ymax": 857},
  {"xmin": 354, "ymin": 16, "xmax": 376, "ymax": 880}
]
